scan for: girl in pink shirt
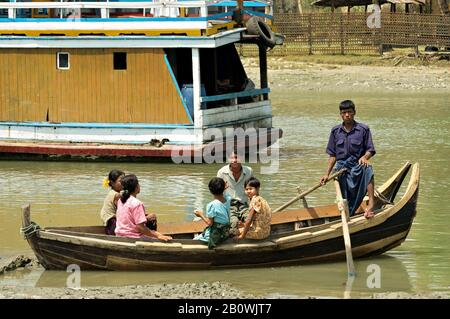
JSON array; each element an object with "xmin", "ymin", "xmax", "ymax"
[{"xmin": 115, "ymin": 174, "xmax": 172, "ymax": 241}]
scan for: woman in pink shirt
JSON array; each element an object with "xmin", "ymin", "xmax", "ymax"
[{"xmin": 115, "ymin": 174, "xmax": 172, "ymax": 241}]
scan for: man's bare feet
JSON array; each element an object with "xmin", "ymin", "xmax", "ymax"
[{"xmin": 364, "ymin": 208, "xmax": 375, "ymax": 219}]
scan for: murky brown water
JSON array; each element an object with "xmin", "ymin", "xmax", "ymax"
[{"xmin": 1, "ymin": 89, "xmax": 449, "ymax": 298}]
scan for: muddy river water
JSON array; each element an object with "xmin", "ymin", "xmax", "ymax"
[{"xmin": 1, "ymin": 64, "xmax": 449, "ymax": 298}]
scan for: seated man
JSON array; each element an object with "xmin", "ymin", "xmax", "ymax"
[
  {"xmin": 217, "ymin": 151, "xmax": 253, "ymax": 235},
  {"xmin": 320, "ymin": 100, "xmax": 376, "ymax": 218}
]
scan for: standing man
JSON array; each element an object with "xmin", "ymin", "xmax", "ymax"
[
  {"xmin": 320, "ymin": 100, "xmax": 376, "ymax": 218},
  {"xmin": 217, "ymin": 151, "xmax": 253, "ymax": 235}
]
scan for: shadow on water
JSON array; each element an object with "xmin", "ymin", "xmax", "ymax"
[{"xmin": 29, "ymin": 255, "xmax": 411, "ymax": 298}]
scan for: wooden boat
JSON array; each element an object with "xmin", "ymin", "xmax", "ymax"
[{"xmin": 21, "ymin": 162, "xmax": 419, "ymax": 270}]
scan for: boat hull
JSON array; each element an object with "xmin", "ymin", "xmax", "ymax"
[
  {"xmin": 29, "ymin": 189, "xmax": 418, "ymax": 270},
  {"xmin": 0, "ymin": 128, "xmax": 282, "ymax": 161},
  {"xmin": 22, "ymin": 162, "xmax": 419, "ymax": 270}
]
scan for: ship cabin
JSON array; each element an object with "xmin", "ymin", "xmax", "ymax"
[{"xmin": 0, "ymin": 1, "xmax": 282, "ymax": 161}]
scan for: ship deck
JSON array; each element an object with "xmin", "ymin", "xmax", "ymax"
[{"xmin": 0, "ymin": 1, "xmax": 272, "ymax": 37}]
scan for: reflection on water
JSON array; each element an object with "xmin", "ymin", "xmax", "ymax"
[
  {"xmin": 1, "ymin": 90, "xmax": 449, "ymax": 295},
  {"xmin": 24, "ymin": 256, "xmax": 410, "ymax": 298}
]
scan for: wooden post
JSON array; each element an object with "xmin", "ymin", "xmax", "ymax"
[
  {"xmin": 213, "ymin": 49, "xmax": 218, "ymax": 93},
  {"xmin": 372, "ymin": 0, "xmax": 383, "ymax": 56},
  {"xmin": 308, "ymin": 14, "xmax": 312, "ymax": 55},
  {"xmin": 235, "ymin": 0, "xmax": 244, "ymax": 24},
  {"xmin": 302, "ymin": 197, "xmax": 309, "ymax": 208},
  {"xmin": 101, "ymin": 8, "xmax": 109, "ymax": 19},
  {"xmin": 296, "ymin": 188, "xmax": 309, "ymax": 208},
  {"xmin": 340, "ymin": 13, "xmax": 345, "ymax": 55},
  {"xmin": 192, "ymin": 48, "xmax": 202, "ymax": 129},
  {"xmin": 334, "ymin": 180, "xmax": 356, "ymax": 277},
  {"xmin": 8, "ymin": 0, "xmax": 16, "ymax": 19},
  {"xmin": 258, "ymin": 43, "xmax": 268, "ymax": 100},
  {"xmin": 378, "ymin": 19, "xmax": 383, "ymax": 57},
  {"xmin": 200, "ymin": 3, "xmax": 208, "ymax": 17}
]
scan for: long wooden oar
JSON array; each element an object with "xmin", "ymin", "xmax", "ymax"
[
  {"xmin": 334, "ymin": 179, "xmax": 356, "ymax": 277},
  {"xmin": 273, "ymin": 168, "xmax": 347, "ymax": 213}
]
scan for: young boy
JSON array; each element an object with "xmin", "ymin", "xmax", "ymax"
[{"xmin": 194, "ymin": 177, "xmax": 231, "ymax": 249}]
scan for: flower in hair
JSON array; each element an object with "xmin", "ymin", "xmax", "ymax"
[{"xmin": 102, "ymin": 178, "xmax": 110, "ymax": 189}]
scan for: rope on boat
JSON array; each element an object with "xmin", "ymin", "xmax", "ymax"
[{"xmin": 20, "ymin": 222, "xmax": 41, "ymax": 239}]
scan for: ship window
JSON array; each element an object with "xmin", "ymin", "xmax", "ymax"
[
  {"xmin": 57, "ymin": 52, "xmax": 70, "ymax": 70},
  {"xmin": 114, "ymin": 52, "xmax": 127, "ymax": 70}
]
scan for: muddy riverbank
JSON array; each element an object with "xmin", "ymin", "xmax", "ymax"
[
  {"xmin": 1, "ymin": 283, "xmax": 448, "ymax": 299},
  {"xmin": 243, "ymin": 56, "xmax": 450, "ymax": 92},
  {"xmin": 1, "ymin": 255, "xmax": 448, "ymax": 299},
  {"xmin": 0, "ymin": 255, "xmax": 256, "ymax": 299},
  {"xmin": 0, "ymin": 281, "xmax": 256, "ymax": 299}
]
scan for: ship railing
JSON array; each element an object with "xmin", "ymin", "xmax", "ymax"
[
  {"xmin": 0, "ymin": 0, "xmax": 272, "ymax": 20},
  {"xmin": 200, "ymin": 88, "xmax": 270, "ymax": 105}
]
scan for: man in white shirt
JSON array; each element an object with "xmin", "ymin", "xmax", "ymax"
[{"xmin": 217, "ymin": 152, "xmax": 253, "ymax": 236}]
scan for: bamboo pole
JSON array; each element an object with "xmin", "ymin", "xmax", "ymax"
[
  {"xmin": 334, "ymin": 180, "xmax": 356, "ymax": 277},
  {"xmin": 235, "ymin": 0, "xmax": 243, "ymax": 24},
  {"xmin": 273, "ymin": 168, "xmax": 346, "ymax": 213}
]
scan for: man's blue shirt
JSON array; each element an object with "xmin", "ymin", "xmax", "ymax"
[{"xmin": 326, "ymin": 121, "xmax": 376, "ymax": 161}]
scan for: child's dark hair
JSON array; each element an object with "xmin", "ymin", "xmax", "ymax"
[
  {"xmin": 120, "ymin": 174, "xmax": 139, "ymax": 204},
  {"xmin": 244, "ymin": 177, "xmax": 260, "ymax": 189},
  {"xmin": 208, "ymin": 177, "xmax": 225, "ymax": 195},
  {"xmin": 108, "ymin": 169, "xmax": 124, "ymax": 187}
]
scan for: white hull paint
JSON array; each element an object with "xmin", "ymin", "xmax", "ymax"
[
  {"xmin": 0, "ymin": 123, "xmax": 199, "ymax": 145},
  {"xmin": 0, "ymin": 101, "xmax": 273, "ymax": 145}
]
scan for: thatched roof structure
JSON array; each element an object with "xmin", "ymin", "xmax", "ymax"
[{"xmin": 312, "ymin": 0, "xmax": 426, "ymax": 7}]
